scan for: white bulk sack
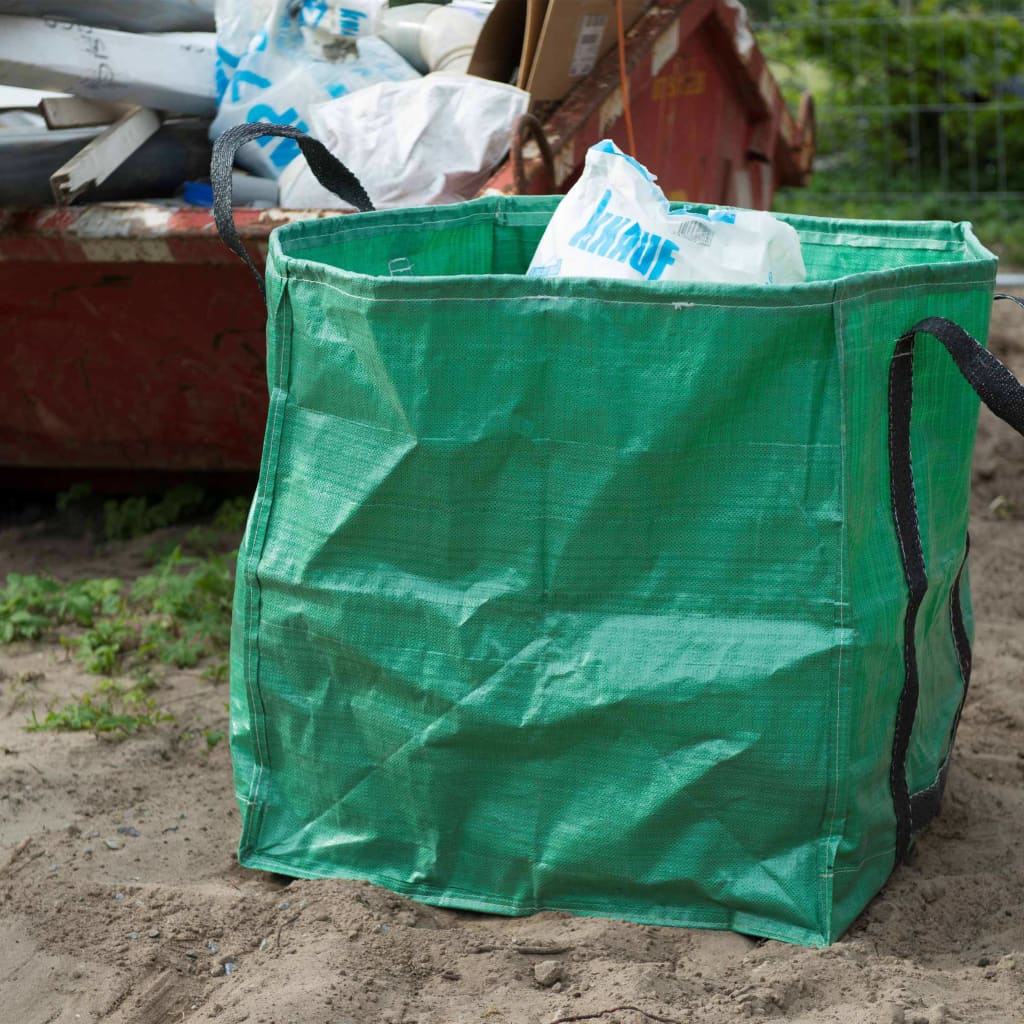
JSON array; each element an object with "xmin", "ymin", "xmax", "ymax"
[{"xmin": 527, "ymin": 140, "xmax": 806, "ymax": 285}]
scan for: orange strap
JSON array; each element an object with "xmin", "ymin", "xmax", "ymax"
[{"xmin": 616, "ymin": 0, "xmax": 638, "ymax": 156}]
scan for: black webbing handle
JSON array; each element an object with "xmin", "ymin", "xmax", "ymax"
[
  {"xmin": 211, "ymin": 123, "xmax": 375, "ymax": 295},
  {"xmin": 888, "ymin": 306, "xmax": 1024, "ymax": 864}
]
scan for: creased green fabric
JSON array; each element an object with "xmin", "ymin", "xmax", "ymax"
[{"xmin": 230, "ymin": 196, "xmax": 996, "ymax": 946}]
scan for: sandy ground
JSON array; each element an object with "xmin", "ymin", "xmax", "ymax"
[{"xmin": 2, "ymin": 301, "xmax": 1024, "ymax": 1024}]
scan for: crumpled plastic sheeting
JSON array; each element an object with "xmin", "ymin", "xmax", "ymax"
[
  {"xmin": 211, "ymin": 0, "xmax": 418, "ymax": 179},
  {"xmin": 277, "ymin": 73, "xmax": 528, "ymax": 209}
]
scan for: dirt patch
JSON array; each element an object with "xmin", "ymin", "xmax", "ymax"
[{"xmin": 2, "ymin": 305, "xmax": 1024, "ymax": 1024}]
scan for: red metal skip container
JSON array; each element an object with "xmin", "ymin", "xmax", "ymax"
[{"xmin": 0, "ymin": 0, "xmax": 813, "ymax": 477}]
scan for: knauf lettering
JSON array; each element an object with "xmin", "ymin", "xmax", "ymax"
[{"xmin": 567, "ymin": 189, "xmax": 681, "ymax": 281}]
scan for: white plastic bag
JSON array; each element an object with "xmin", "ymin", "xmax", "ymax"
[
  {"xmin": 278, "ymin": 73, "xmax": 528, "ymax": 209},
  {"xmin": 298, "ymin": 0, "xmax": 387, "ymax": 43},
  {"xmin": 527, "ymin": 141, "xmax": 806, "ymax": 285},
  {"xmin": 211, "ymin": 0, "xmax": 418, "ymax": 179}
]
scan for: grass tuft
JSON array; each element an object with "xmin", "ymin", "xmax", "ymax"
[{"xmin": 27, "ymin": 679, "xmax": 174, "ymax": 736}]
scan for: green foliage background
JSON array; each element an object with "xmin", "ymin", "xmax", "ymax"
[{"xmin": 753, "ymin": 1, "xmax": 1024, "ymax": 259}]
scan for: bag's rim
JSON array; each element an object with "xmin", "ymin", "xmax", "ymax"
[{"xmin": 266, "ymin": 194, "xmax": 998, "ymax": 307}]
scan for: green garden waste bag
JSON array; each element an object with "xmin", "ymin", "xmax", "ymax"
[{"xmin": 212, "ymin": 126, "xmax": 1024, "ymax": 947}]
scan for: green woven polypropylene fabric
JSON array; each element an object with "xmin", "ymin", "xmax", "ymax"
[{"xmin": 229, "ymin": 196, "xmax": 997, "ymax": 946}]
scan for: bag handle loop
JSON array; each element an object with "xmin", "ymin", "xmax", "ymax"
[
  {"xmin": 888, "ymin": 302, "xmax": 1024, "ymax": 864},
  {"xmin": 211, "ymin": 123, "xmax": 375, "ymax": 296}
]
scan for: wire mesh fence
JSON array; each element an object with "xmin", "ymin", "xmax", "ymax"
[{"xmin": 754, "ymin": 5, "xmax": 1024, "ymax": 230}]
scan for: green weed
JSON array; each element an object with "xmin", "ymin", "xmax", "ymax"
[
  {"xmin": 57, "ymin": 484, "xmax": 249, "ymax": 549},
  {"xmin": 27, "ymin": 679, "xmax": 173, "ymax": 736},
  {"xmin": 9, "ymin": 500, "xmax": 241, "ymax": 743},
  {"xmin": 55, "ymin": 482, "xmax": 93, "ymax": 514},
  {"xmin": 201, "ymin": 660, "xmax": 229, "ymax": 685},
  {"xmin": 0, "ymin": 575, "xmax": 123, "ymax": 642},
  {"xmin": 9, "ymin": 496, "xmax": 243, "ymax": 740},
  {"xmin": 71, "ymin": 617, "xmax": 136, "ymax": 675},
  {"xmin": 203, "ymin": 728, "xmax": 226, "ymax": 750},
  {"xmin": 132, "ymin": 667, "xmax": 157, "ymax": 691},
  {"xmin": 212, "ymin": 497, "xmax": 249, "ymax": 534},
  {"xmin": 121, "ymin": 546, "xmax": 235, "ymax": 673},
  {"xmin": 103, "ymin": 484, "xmax": 205, "ymax": 541},
  {"xmin": 4, "ymin": 548, "xmax": 236, "ymax": 688},
  {"xmin": 132, "ymin": 547, "xmax": 234, "ymax": 655},
  {"xmin": 179, "ymin": 498, "xmax": 251, "ymax": 556}
]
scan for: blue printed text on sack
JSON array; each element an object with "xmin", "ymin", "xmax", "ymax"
[{"xmin": 568, "ymin": 189, "xmax": 681, "ymax": 282}]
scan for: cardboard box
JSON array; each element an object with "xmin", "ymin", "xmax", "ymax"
[
  {"xmin": 467, "ymin": 0, "xmax": 528, "ymax": 85},
  {"xmin": 516, "ymin": 0, "xmax": 548, "ymax": 90},
  {"xmin": 0, "ymin": 16, "xmax": 217, "ymax": 116},
  {"xmin": 525, "ymin": 0, "xmax": 649, "ymax": 102}
]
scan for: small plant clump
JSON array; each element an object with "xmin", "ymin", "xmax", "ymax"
[
  {"xmin": 1, "ymin": 491, "xmax": 246, "ymax": 738},
  {"xmin": 27, "ymin": 679, "xmax": 174, "ymax": 736},
  {"xmin": 1, "ymin": 547, "xmax": 234, "ymax": 679},
  {"xmin": 203, "ymin": 728, "xmax": 227, "ymax": 750},
  {"xmin": 0, "ymin": 575, "xmax": 123, "ymax": 643},
  {"xmin": 211, "ymin": 496, "xmax": 250, "ymax": 534},
  {"xmin": 71, "ymin": 617, "xmax": 138, "ymax": 675},
  {"xmin": 102, "ymin": 484, "xmax": 206, "ymax": 541},
  {"xmin": 53, "ymin": 483, "xmax": 249, "ymax": 546}
]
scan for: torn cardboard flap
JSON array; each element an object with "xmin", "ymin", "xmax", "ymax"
[
  {"xmin": 526, "ymin": 0, "xmax": 649, "ymax": 102},
  {"xmin": 466, "ymin": 0, "xmax": 528, "ymax": 85},
  {"xmin": 516, "ymin": 0, "xmax": 548, "ymax": 90}
]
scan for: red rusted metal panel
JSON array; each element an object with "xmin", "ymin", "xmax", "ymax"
[
  {"xmin": 2, "ymin": 260, "xmax": 266, "ymax": 472},
  {"xmin": 0, "ymin": 206, "xmax": 282, "ymax": 473},
  {"xmin": 0, "ymin": 0, "xmax": 811, "ymax": 475},
  {"xmin": 482, "ymin": 0, "xmax": 814, "ymax": 206}
]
